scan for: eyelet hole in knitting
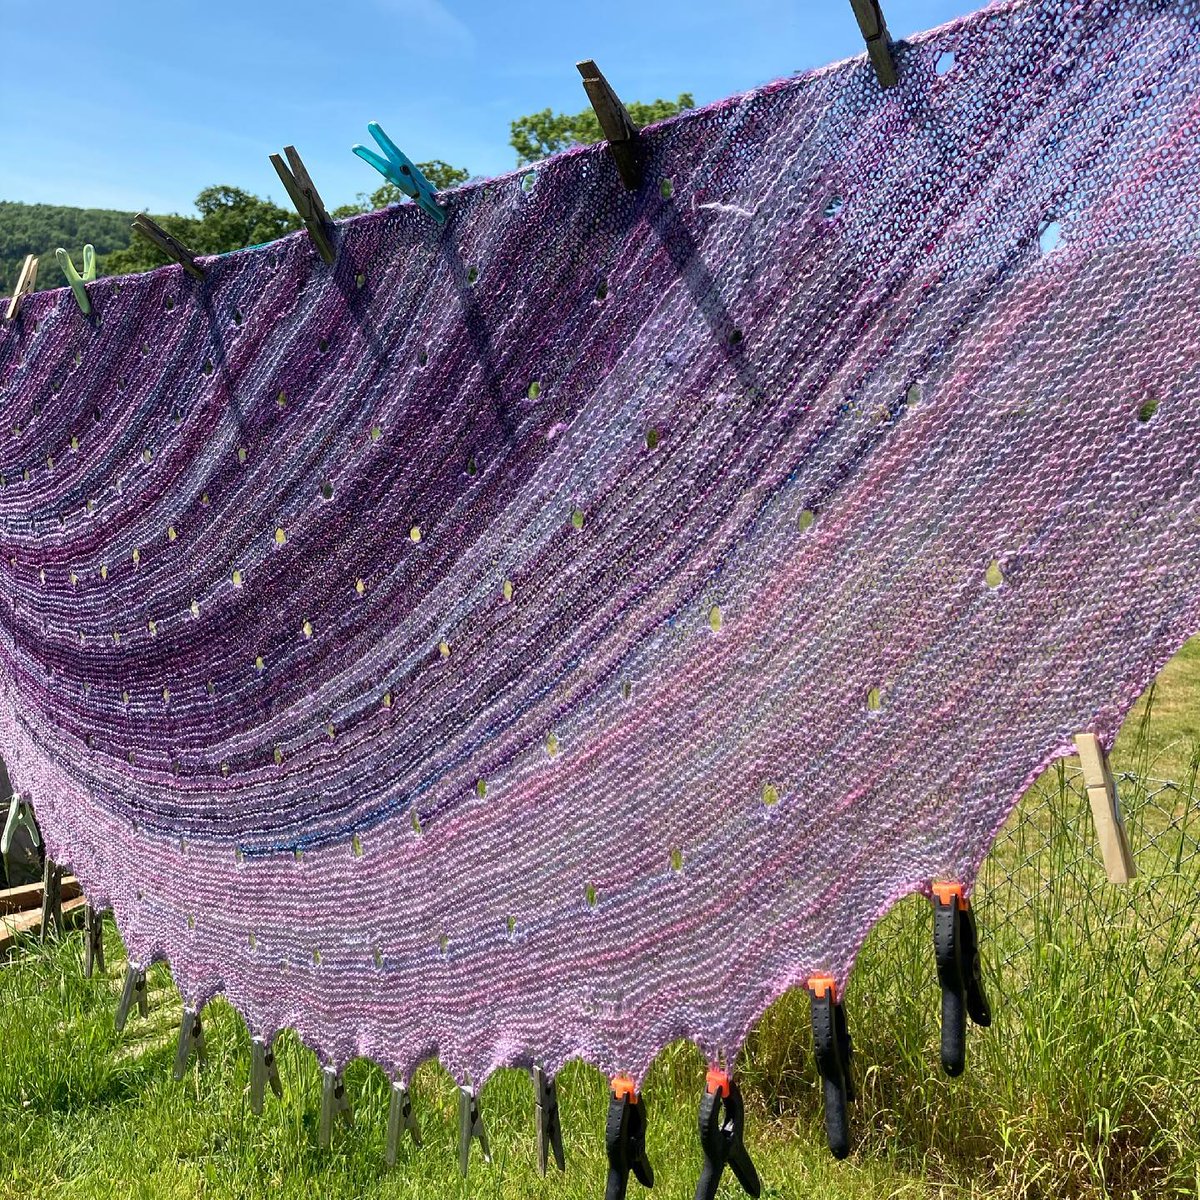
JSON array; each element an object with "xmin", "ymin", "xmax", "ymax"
[
  {"xmin": 728, "ymin": 329, "xmax": 743, "ymax": 346},
  {"xmin": 985, "ymin": 559, "xmax": 1004, "ymax": 588},
  {"xmin": 202, "ymin": 359, "xmax": 214, "ymax": 376},
  {"xmin": 546, "ymin": 732, "xmax": 559, "ymax": 757},
  {"xmin": 320, "ymin": 481, "xmax": 333, "ymax": 500},
  {"xmin": 351, "ymin": 834, "xmax": 363, "ymax": 857},
  {"xmin": 527, "ymin": 380, "xmax": 541, "ymax": 400},
  {"xmin": 467, "ymin": 266, "xmax": 478, "ymax": 285},
  {"xmin": 660, "ymin": 178, "xmax": 674, "ymax": 199},
  {"xmin": 906, "ymin": 383, "xmax": 922, "ymax": 407},
  {"xmin": 502, "ymin": 579, "xmax": 514, "ymax": 603},
  {"xmin": 1038, "ymin": 218, "xmax": 1063, "ymax": 255},
  {"xmin": 570, "ymin": 508, "xmax": 585, "ymax": 531},
  {"xmin": 355, "ymin": 273, "xmax": 366, "ymax": 289},
  {"xmin": 475, "ymin": 778, "xmax": 487, "ymax": 799},
  {"xmin": 418, "ymin": 348, "xmax": 428, "ymax": 367},
  {"xmin": 1137, "ymin": 398, "xmax": 1159, "ymax": 424},
  {"xmin": 521, "ymin": 171, "xmax": 536, "ymax": 193},
  {"xmin": 585, "ymin": 883, "xmax": 598, "ymax": 908},
  {"xmin": 318, "ymin": 338, "xmax": 329, "ymax": 353},
  {"xmin": 797, "ymin": 508, "xmax": 816, "ymax": 533},
  {"xmin": 708, "ymin": 605, "xmax": 723, "ymax": 632},
  {"xmin": 164, "ymin": 298, "xmax": 175, "ymax": 312},
  {"xmin": 935, "ymin": 50, "xmax": 957, "ymax": 75},
  {"xmin": 595, "ymin": 278, "xmax": 609, "ymax": 303},
  {"xmin": 824, "ymin": 196, "xmax": 844, "ymax": 219},
  {"xmin": 762, "ymin": 783, "xmax": 780, "ymax": 807},
  {"xmin": 866, "ymin": 686, "xmax": 884, "ymax": 711},
  {"xmin": 233, "ymin": 309, "xmax": 243, "ymax": 326},
  {"xmin": 669, "ymin": 847, "xmax": 683, "ymax": 872},
  {"xmin": 645, "ymin": 428, "xmax": 660, "ymax": 451}
]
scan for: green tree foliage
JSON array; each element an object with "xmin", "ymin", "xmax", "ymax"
[
  {"xmin": 0, "ymin": 201, "xmax": 135, "ymax": 294},
  {"xmin": 510, "ymin": 94, "xmax": 694, "ymax": 166},
  {"xmin": 102, "ymin": 186, "xmax": 301, "ymax": 277}
]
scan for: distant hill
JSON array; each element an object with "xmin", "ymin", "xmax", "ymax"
[{"xmin": 0, "ymin": 201, "xmax": 137, "ymax": 295}]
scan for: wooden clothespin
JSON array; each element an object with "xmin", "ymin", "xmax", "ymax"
[
  {"xmin": 849, "ymin": 0, "xmax": 898, "ymax": 88},
  {"xmin": 270, "ymin": 145, "xmax": 335, "ymax": 265},
  {"xmin": 3, "ymin": 254, "xmax": 39, "ymax": 322},
  {"xmin": 577, "ymin": 60, "xmax": 643, "ymax": 191},
  {"xmin": 1073, "ymin": 733, "xmax": 1137, "ymax": 884},
  {"xmin": 131, "ymin": 214, "xmax": 205, "ymax": 280}
]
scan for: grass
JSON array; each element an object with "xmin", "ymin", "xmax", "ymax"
[{"xmin": 1, "ymin": 643, "xmax": 1198, "ymax": 1199}]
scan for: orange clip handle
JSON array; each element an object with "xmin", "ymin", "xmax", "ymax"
[
  {"xmin": 611, "ymin": 1073, "xmax": 639, "ymax": 1103},
  {"xmin": 932, "ymin": 881, "xmax": 968, "ymax": 910},
  {"xmin": 807, "ymin": 973, "xmax": 838, "ymax": 1001},
  {"xmin": 705, "ymin": 1066, "xmax": 730, "ymax": 1097}
]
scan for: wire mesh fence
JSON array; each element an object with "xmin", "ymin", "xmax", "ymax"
[{"xmin": 977, "ymin": 758, "xmax": 1200, "ymax": 974}]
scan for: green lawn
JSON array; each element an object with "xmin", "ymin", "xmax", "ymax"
[{"xmin": 1, "ymin": 641, "xmax": 1198, "ymax": 1200}]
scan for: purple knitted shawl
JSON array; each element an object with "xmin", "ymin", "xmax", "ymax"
[{"xmin": 2, "ymin": 0, "xmax": 1199, "ymax": 1084}]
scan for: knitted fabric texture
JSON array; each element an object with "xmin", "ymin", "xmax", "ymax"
[{"xmin": 2, "ymin": 0, "xmax": 1199, "ymax": 1085}]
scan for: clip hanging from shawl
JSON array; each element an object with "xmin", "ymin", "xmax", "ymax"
[
  {"xmin": 533, "ymin": 1065, "xmax": 565, "ymax": 1175},
  {"xmin": 458, "ymin": 1081, "xmax": 491, "ymax": 1176},
  {"xmin": 173, "ymin": 1005, "xmax": 207, "ymax": 1079},
  {"xmin": 83, "ymin": 905, "xmax": 105, "ymax": 977},
  {"xmin": 577, "ymin": 60, "xmax": 643, "ymax": 191},
  {"xmin": 848, "ymin": 0, "xmax": 898, "ymax": 88},
  {"xmin": 696, "ymin": 1068, "xmax": 761, "ymax": 1199},
  {"xmin": 270, "ymin": 145, "xmax": 336, "ymax": 265},
  {"xmin": 1073, "ymin": 732, "xmax": 1137, "ymax": 883},
  {"xmin": 385, "ymin": 1079, "xmax": 421, "ymax": 1166},
  {"xmin": 1, "ymin": 793, "xmax": 40, "ymax": 858},
  {"xmin": 56, "ymin": 245, "xmax": 96, "ymax": 315},
  {"xmin": 114, "ymin": 963, "xmax": 149, "ymax": 1031},
  {"xmin": 3, "ymin": 254, "xmax": 39, "ymax": 322},
  {"xmin": 39, "ymin": 859, "xmax": 65, "ymax": 941},
  {"xmin": 931, "ymin": 882, "xmax": 992, "ymax": 1076},
  {"xmin": 605, "ymin": 1074, "xmax": 654, "ymax": 1200},
  {"xmin": 131, "ymin": 214, "xmax": 206, "ymax": 280},
  {"xmin": 249, "ymin": 1035, "xmax": 283, "ymax": 1115},
  {"xmin": 807, "ymin": 975, "xmax": 855, "ymax": 1159},
  {"xmin": 352, "ymin": 123, "xmax": 446, "ymax": 225},
  {"xmin": 318, "ymin": 1068, "xmax": 353, "ymax": 1148}
]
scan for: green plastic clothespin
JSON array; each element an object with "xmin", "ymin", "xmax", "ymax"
[
  {"xmin": 1, "ymin": 792, "xmax": 41, "ymax": 857},
  {"xmin": 56, "ymin": 244, "xmax": 97, "ymax": 315}
]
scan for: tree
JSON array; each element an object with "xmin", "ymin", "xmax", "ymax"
[
  {"xmin": 102, "ymin": 186, "xmax": 300, "ymax": 277},
  {"xmin": 510, "ymin": 94, "xmax": 694, "ymax": 166}
]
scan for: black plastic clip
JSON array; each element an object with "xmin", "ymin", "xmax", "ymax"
[
  {"xmin": 458, "ymin": 1081, "xmax": 491, "ymax": 1176},
  {"xmin": 114, "ymin": 963, "xmax": 148, "ymax": 1032},
  {"xmin": 83, "ymin": 905, "xmax": 105, "ymax": 977},
  {"xmin": 808, "ymin": 975, "xmax": 855, "ymax": 1159},
  {"xmin": 318, "ymin": 1068, "xmax": 353, "ymax": 1148},
  {"xmin": 533, "ymin": 1065, "xmax": 565, "ymax": 1175},
  {"xmin": 696, "ymin": 1068, "xmax": 761, "ymax": 1200},
  {"xmin": 605, "ymin": 1075, "xmax": 654, "ymax": 1200},
  {"xmin": 932, "ymin": 882, "xmax": 992, "ymax": 1076},
  {"xmin": 173, "ymin": 1005, "xmax": 207, "ymax": 1080},
  {"xmin": 250, "ymin": 1035, "xmax": 283, "ymax": 1115}
]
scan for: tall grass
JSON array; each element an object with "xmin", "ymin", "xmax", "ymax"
[{"xmin": 0, "ymin": 692, "xmax": 1196, "ymax": 1199}]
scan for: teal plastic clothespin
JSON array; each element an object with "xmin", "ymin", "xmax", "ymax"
[
  {"xmin": 352, "ymin": 122, "xmax": 446, "ymax": 225},
  {"xmin": 56, "ymin": 244, "xmax": 97, "ymax": 315},
  {"xmin": 1, "ymin": 792, "xmax": 41, "ymax": 857}
]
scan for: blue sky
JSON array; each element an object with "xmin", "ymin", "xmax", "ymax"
[{"xmin": 1, "ymin": 0, "xmax": 981, "ymax": 214}]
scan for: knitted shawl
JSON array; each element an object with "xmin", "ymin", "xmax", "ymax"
[{"xmin": 2, "ymin": 0, "xmax": 1198, "ymax": 1084}]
